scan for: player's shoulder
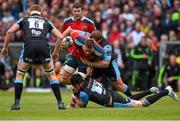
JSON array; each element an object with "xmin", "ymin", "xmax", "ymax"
[
  {"xmin": 81, "ymin": 16, "xmax": 94, "ymax": 24},
  {"xmin": 16, "ymin": 17, "xmax": 25, "ymax": 24},
  {"xmin": 63, "ymin": 17, "xmax": 74, "ymax": 23}
]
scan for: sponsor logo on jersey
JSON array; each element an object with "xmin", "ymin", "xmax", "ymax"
[{"xmin": 82, "ymin": 26, "xmax": 87, "ymax": 31}]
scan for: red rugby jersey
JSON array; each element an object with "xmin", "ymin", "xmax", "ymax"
[
  {"xmin": 70, "ymin": 32, "xmax": 103, "ymax": 60},
  {"xmin": 61, "ymin": 16, "xmax": 96, "ymax": 53}
]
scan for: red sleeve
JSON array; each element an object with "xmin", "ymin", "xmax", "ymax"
[
  {"xmin": 88, "ymin": 23, "xmax": 96, "ymax": 33},
  {"xmin": 61, "ymin": 23, "xmax": 69, "ymax": 32},
  {"xmin": 71, "ymin": 32, "xmax": 79, "ymax": 40}
]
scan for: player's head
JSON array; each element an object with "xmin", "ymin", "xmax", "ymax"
[
  {"xmin": 140, "ymin": 36, "xmax": 148, "ymax": 46},
  {"xmin": 83, "ymin": 39, "xmax": 95, "ymax": 56},
  {"xmin": 90, "ymin": 30, "xmax": 102, "ymax": 43},
  {"xmin": 29, "ymin": 4, "xmax": 42, "ymax": 16},
  {"xmin": 72, "ymin": 3, "xmax": 83, "ymax": 20},
  {"xmin": 71, "ymin": 73, "xmax": 84, "ymax": 90},
  {"xmin": 169, "ymin": 54, "xmax": 176, "ymax": 65}
]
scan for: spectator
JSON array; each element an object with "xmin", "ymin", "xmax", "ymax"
[
  {"xmin": 2, "ymin": 10, "xmax": 14, "ymax": 24},
  {"xmin": 101, "ymin": 22, "xmax": 109, "ymax": 39},
  {"xmin": 157, "ymin": 54, "xmax": 180, "ymax": 91},
  {"xmin": 130, "ymin": 21, "xmax": 145, "ymax": 46},
  {"xmin": 122, "ymin": 4, "xmax": 135, "ymax": 22},
  {"xmin": 1, "ymin": 69, "xmax": 15, "ymax": 92},
  {"xmin": 152, "ymin": 17, "xmax": 162, "ymax": 39},
  {"xmin": 130, "ymin": 36, "xmax": 153, "ymax": 90},
  {"xmin": 141, "ymin": 15, "xmax": 151, "ymax": 34},
  {"xmin": 108, "ymin": 24, "xmax": 123, "ymax": 44},
  {"xmin": 161, "ymin": 11, "xmax": 174, "ymax": 34}
]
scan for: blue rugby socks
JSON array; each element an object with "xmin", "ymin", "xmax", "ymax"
[
  {"xmin": 14, "ymin": 80, "xmax": 23, "ymax": 105},
  {"xmin": 123, "ymin": 85, "xmax": 132, "ymax": 97},
  {"xmin": 144, "ymin": 90, "xmax": 168, "ymax": 105},
  {"xmin": 50, "ymin": 79, "xmax": 62, "ymax": 103},
  {"xmin": 130, "ymin": 90, "xmax": 151, "ymax": 100}
]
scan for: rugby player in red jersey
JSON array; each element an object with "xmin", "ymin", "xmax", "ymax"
[{"xmin": 61, "ymin": 3, "xmax": 96, "ymax": 54}]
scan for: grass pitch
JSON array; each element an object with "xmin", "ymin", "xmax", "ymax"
[{"xmin": 0, "ymin": 91, "xmax": 179, "ymax": 120}]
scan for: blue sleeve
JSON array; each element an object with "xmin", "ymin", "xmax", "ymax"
[
  {"xmin": 113, "ymin": 102, "xmax": 131, "ymax": 108},
  {"xmin": 79, "ymin": 31, "xmax": 90, "ymax": 37},
  {"xmin": 74, "ymin": 37, "xmax": 85, "ymax": 47},
  {"xmin": 16, "ymin": 18, "xmax": 24, "ymax": 29},
  {"xmin": 80, "ymin": 91, "xmax": 89, "ymax": 104},
  {"xmin": 103, "ymin": 44, "xmax": 112, "ymax": 61},
  {"xmin": 93, "ymin": 44, "xmax": 104, "ymax": 57}
]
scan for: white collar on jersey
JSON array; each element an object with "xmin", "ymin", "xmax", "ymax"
[
  {"xmin": 72, "ymin": 16, "xmax": 85, "ymax": 21},
  {"xmin": 30, "ymin": 10, "xmax": 41, "ymax": 15}
]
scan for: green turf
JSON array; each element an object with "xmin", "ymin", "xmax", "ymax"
[{"xmin": 0, "ymin": 91, "xmax": 179, "ymax": 120}]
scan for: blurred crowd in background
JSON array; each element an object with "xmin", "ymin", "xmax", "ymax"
[{"xmin": 0, "ymin": 0, "xmax": 180, "ymax": 92}]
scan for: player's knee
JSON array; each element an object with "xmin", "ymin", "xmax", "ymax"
[
  {"xmin": 60, "ymin": 65, "xmax": 75, "ymax": 84},
  {"xmin": 46, "ymin": 73, "xmax": 56, "ymax": 80},
  {"xmin": 17, "ymin": 65, "xmax": 28, "ymax": 74},
  {"xmin": 16, "ymin": 71, "xmax": 25, "ymax": 80},
  {"xmin": 60, "ymin": 76, "xmax": 71, "ymax": 84},
  {"xmin": 44, "ymin": 65, "xmax": 54, "ymax": 75},
  {"xmin": 131, "ymin": 100, "xmax": 143, "ymax": 107},
  {"xmin": 113, "ymin": 79, "xmax": 125, "ymax": 91}
]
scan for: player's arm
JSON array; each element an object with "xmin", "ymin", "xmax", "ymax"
[
  {"xmin": 48, "ymin": 21, "xmax": 64, "ymax": 61},
  {"xmin": 62, "ymin": 26, "xmax": 90, "ymax": 38},
  {"xmin": 171, "ymin": 76, "xmax": 180, "ymax": 80},
  {"xmin": 130, "ymin": 47, "xmax": 149, "ymax": 60},
  {"xmin": 3, "ymin": 24, "xmax": 20, "ymax": 48},
  {"xmin": 74, "ymin": 91, "xmax": 89, "ymax": 108},
  {"xmin": 91, "ymin": 44, "xmax": 111, "ymax": 68},
  {"xmin": 88, "ymin": 22, "xmax": 96, "ymax": 33},
  {"xmin": 61, "ymin": 22, "xmax": 69, "ymax": 33},
  {"xmin": 51, "ymin": 28, "xmax": 63, "ymax": 54},
  {"xmin": 1, "ymin": 19, "xmax": 22, "ymax": 56},
  {"xmin": 81, "ymin": 44, "xmax": 111, "ymax": 68}
]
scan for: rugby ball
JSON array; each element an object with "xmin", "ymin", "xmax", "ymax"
[{"xmin": 62, "ymin": 36, "xmax": 73, "ymax": 48}]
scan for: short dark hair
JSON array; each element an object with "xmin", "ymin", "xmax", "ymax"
[
  {"xmin": 70, "ymin": 74, "xmax": 84, "ymax": 85},
  {"xmin": 72, "ymin": 3, "xmax": 83, "ymax": 9},
  {"xmin": 84, "ymin": 39, "xmax": 95, "ymax": 48},
  {"xmin": 90, "ymin": 30, "xmax": 102, "ymax": 42},
  {"xmin": 30, "ymin": 4, "xmax": 42, "ymax": 12}
]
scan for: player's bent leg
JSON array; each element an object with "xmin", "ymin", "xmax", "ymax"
[
  {"xmin": 112, "ymin": 78, "xmax": 132, "ymax": 97},
  {"xmin": 113, "ymin": 99, "xmax": 143, "ymax": 108},
  {"xmin": 11, "ymin": 61, "xmax": 30, "ymax": 110},
  {"xmin": 129, "ymin": 87, "xmax": 159, "ymax": 100},
  {"xmin": 60, "ymin": 65, "xmax": 76, "ymax": 85},
  {"xmin": 43, "ymin": 62, "xmax": 65, "ymax": 109},
  {"xmin": 142, "ymin": 86, "xmax": 178, "ymax": 107}
]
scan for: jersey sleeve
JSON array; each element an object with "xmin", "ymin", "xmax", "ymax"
[
  {"xmin": 15, "ymin": 18, "xmax": 24, "ymax": 29},
  {"xmin": 71, "ymin": 32, "xmax": 86, "ymax": 47},
  {"xmin": 61, "ymin": 23, "xmax": 68, "ymax": 32},
  {"xmin": 88, "ymin": 23, "xmax": 96, "ymax": 33},
  {"xmin": 48, "ymin": 21, "xmax": 55, "ymax": 33},
  {"xmin": 130, "ymin": 47, "xmax": 144, "ymax": 59},
  {"xmin": 79, "ymin": 31, "xmax": 91, "ymax": 37},
  {"xmin": 103, "ymin": 44, "xmax": 112, "ymax": 61},
  {"xmin": 80, "ymin": 91, "xmax": 89, "ymax": 105},
  {"xmin": 71, "ymin": 32, "xmax": 79, "ymax": 40},
  {"xmin": 93, "ymin": 42, "xmax": 104, "ymax": 58}
]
